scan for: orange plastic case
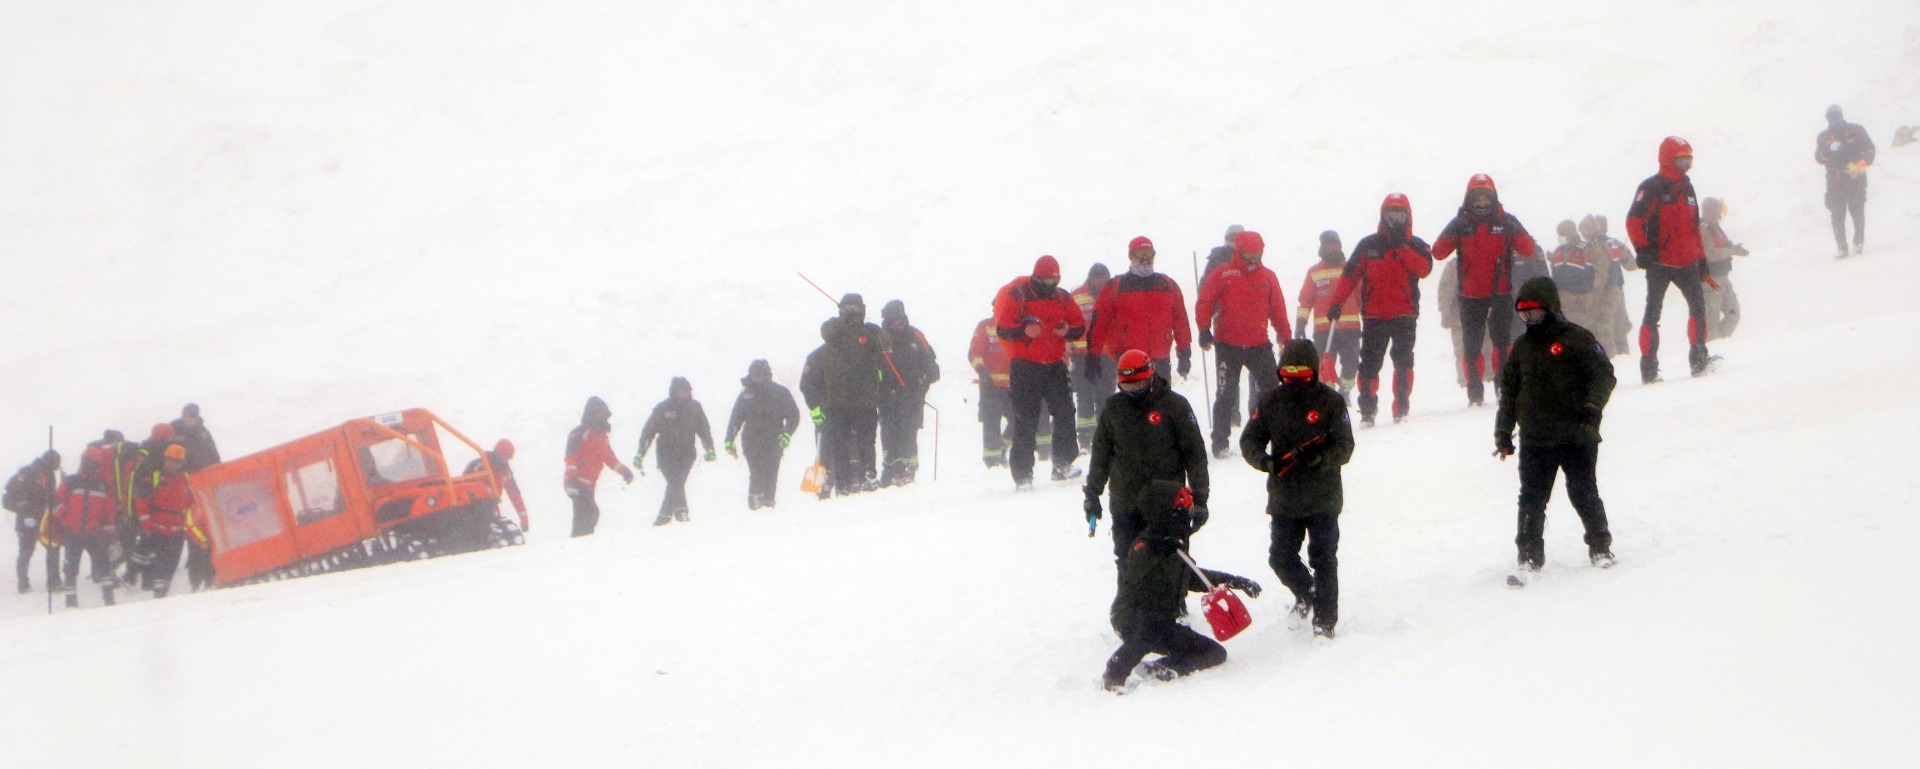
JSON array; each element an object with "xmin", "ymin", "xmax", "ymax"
[{"xmin": 188, "ymin": 409, "xmax": 508, "ymax": 586}]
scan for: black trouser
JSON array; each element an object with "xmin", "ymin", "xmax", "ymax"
[
  {"xmin": 1456, "ymin": 295, "xmax": 1513, "ymax": 403},
  {"xmin": 186, "ymin": 541, "xmax": 213, "ymax": 590},
  {"xmin": 1827, "ymin": 180, "xmax": 1866, "ymax": 252},
  {"xmin": 878, "ymin": 401, "xmax": 922, "ymax": 485},
  {"xmin": 1270, "ymin": 512, "xmax": 1340, "ymax": 628},
  {"xmin": 743, "ymin": 437, "xmax": 783, "ymax": 509},
  {"xmin": 1356, "ymin": 317, "xmax": 1417, "ymax": 420},
  {"xmin": 1639, "ymin": 263, "xmax": 1709, "ymax": 381},
  {"xmin": 62, "ymin": 533, "xmax": 115, "ymax": 603},
  {"xmin": 1310, "ymin": 326, "xmax": 1360, "ymax": 387},
  {"xmin": 144, "ymin": 533, "xmax": 185, "ymax": 596},
  {"xmin": 1104, "ymin": 616, "xmax": 1227, "ymax": 684},
  {"xmin": 1211, "ymin": 342, "xmax": 1278, "ymax": 450},
  {"xmin": 1008, "ymin": 359, "xmax": 1077, "ymax": 482},
  {"xmin": 570, "ymin": 486, "xmax": 601, "ymax": 537},
  {"xmin": 1073, "ymin": 353, "xmax": 1115, "ymax": 447},
  {"xmin": 657, "ymin": 456, "xmax": 693, "ymax": 522},
  {"xmin": 823, "ymin": 405, "xmax": 879, "ymax": 494},
  {"xmin": 978, "ymin": 385, "xmax": 1011, "ymax": 466},
  {"xmin": 1515, "ymin": 442, "xmax": 1612, "ymax": 566}
]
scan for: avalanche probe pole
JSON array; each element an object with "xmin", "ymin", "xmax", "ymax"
[{"xmin": 1190, "ymin": 251, "xmax": 1213, "ymax": 428}]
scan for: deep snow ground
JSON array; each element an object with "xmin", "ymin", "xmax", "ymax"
[{"xmin": 4, "ymin": 1, "xmax": 1920, "ymax": 767}]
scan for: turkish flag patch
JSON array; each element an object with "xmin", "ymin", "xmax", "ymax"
[
  {"xmin": 1148, "ymin": 411, "xmax": 1163, "ymax": 425},
  {"xmin": 1306, "ymin": 410, "xmax": 1322, "ymax": 424},
  {"xmin": 1550, "ymin": 342, "xmax": 1565, "ymax": 356}
]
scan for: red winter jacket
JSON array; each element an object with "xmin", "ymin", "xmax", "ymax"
[
  {"xmin": 1297, "ymin": 258, "xmax": 1361, "ymax": 335},
  {"xmin": 53, "ymin": 478, "xmax": 116, "ymax": 536},
  {"xmin": 564, "ymin": 426, "xmax": 622, "ymax": 490},
  {"xmin": 994, "ymin": 276, "xmax": 1085, "ymax": 364},
  {"xmin": 1330, "ymin": 194, "xmax": 1434, "ymax": 320},
  {"xmin": 138, "ymin": 470, "xmax": 193, "ymax": 536},
  {"xmin": 1626, "ymin": 137, "xmax": 1705, "ymax": 269},
  {"xmin": 968, "ymin": 318, "xmax": 1012, "ymax": 388},
  {"xmin": 1196, "ymin": 255, "xmax": 1289, "ymax": 347},
  {"xmin": 1088, "ymin": 272, "xmax": 1191, "ymax": 360},
  {"xmin": 1432, "ymin": 181, "xmax": 1537, "ymax": 298}
]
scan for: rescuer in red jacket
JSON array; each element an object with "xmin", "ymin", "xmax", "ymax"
[
  {"xmin": 565, "ymin": 396, "xmax": 633, "ymax": 537},
  {"xmin": 1296, "ymin": 231, "xmax": 1361, "ymax": 396},
  {"xmin": 1087, "ymin": 237, "xmax": 1192, "ymax": 381},
  {"xmin": 1195, "ymin": 229, "xmax": 1290, "ymax": 457},
  {"xmin": 993, "ymin": 255, "xmax": 1087, "ymax": 489},
  {"xmin": 969, "ymin": 314, "xmax": 1014, "ymax": 468},
  {"xmin": 1328, "ymin": 194, "xmax": 1434, "ymax": 426},
  {"xmin": 53, "ymin": 443, "xmax": 120, "ymax": 608},
  {"xmin": 1626, "ymin": 136, "xmax": 1714, "ymax": 382},
  {"xmin": 1431, "ymin": 174, "xmax": 1539, "ymax": 407},
  {"xmin": 134, "ymin": 444, "xmax": 195, "ymax": 598}
]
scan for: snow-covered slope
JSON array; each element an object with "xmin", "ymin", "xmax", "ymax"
[{"xmin": 4, "ymin": 1, "xmax": 1918, "ymax": 767}]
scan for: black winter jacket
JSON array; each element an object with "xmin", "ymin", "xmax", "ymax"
[
  {"xmin": 637, "ymin": 397, "xmax": 715, "ymax": 467},
  {"xmin": 819, "ymin": 318, "xmax": 887, "ymax": 408},
  {"xmin": 1087, "ymin": 376, "xmax": 1209, "ymax": 519},
  {"xmin": 1110, "ymin": 481, "xmax": 1244, "ymax": 635},
  {"xmin": 1240, "ymin": 380, "xmax": 1355, "ymax": 519},
  {"xmin": 726, "ymin": 380, "xmax": 801, "ymax": 446},
  {"xmin": 1497, "ymin": 279, "xmax": 1617, "ymax": 446}
]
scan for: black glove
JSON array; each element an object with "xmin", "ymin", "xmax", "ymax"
[
  {"xmin": 1495, "ymin": 432, "xmax": 1516, "ymax": 458},
  {"xmin": 1197, "ymin": 328, "xmax": 1215, "ymax": 350},
  {"xmin": 974, "ymin": 366, "xmax": 991, "ymax": 384},
  {"xmin": 1189, "ymin": 505, "xmax": 1209, "ymax": 534},
  {"xmin": 1326, "ymin": 304, "xmax": 1343, "ymax": 323},
  {"xmin": 1081, "ymin": 355, "xmax": 1101, "ymax": 384},
  {"xmin": 1176, "ymin": 348, "xmax": 1192, "ymax": 377},
  {"xmin": 1226, "ymin": 576, "xmax": 1262, "ymax": 598},
  {"xmin": 1580, "ymin": 403, "xmax": 1603, "ymax": 428},
  {"xmin": 1082, "ymin": 487, "xmax": 1102, "ymax": 521},
  {"xmin": 1635, "ymin": 248, "xmax": 1655, "ymax": 270}
]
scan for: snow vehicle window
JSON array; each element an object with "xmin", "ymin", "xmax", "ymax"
[
  {"xmin": 208, "ymin": 475, "xmax": 282, "ymax": 550},
  {"xmin": 287, "ymin": 458, "xmax": 343, "ymax": 526},
  {"xmin": 360, "ymin": 435, "xmax": 432, "ymax": 486}
]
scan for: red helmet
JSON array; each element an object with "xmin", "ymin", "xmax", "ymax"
[
  {"xmin": 494, "ymin": 439, "xmax": 516, "ymax": 461},
  {"xmin": 1116, "ymin": 349, "xmax": 1153, "ymax": 383},
  {"xmin": 150, "ymin": 423, "xmax": 174, "ymax": 441}
]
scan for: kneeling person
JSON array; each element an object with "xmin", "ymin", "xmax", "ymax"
[{"xmin": 1102, "ymin": 480, "xmax": 1259, "ymax": 692}]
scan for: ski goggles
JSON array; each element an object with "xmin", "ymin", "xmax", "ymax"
[
  {"xmin": 1117, "ymin": 361, "xmax": 1153, "ymax": 382},
  {"xmin": 1515, "ymin": 299, "xmax": 1545, "ymax": 311},
  {"xmin": 1280, "ymin": 364, "xmax": 1315, "ymax": 380},
  {"xmin": 1383, "ymin": 210, "xmax": 1410, "ymax": 226}
]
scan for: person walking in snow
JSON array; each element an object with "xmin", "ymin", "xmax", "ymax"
[
  {"xmin": 1070, "ymin": 263, "xmax": 1113, "ymax": 448},
  {"xmin": 1101, "ymin": 479, "xmax": 1260, "ymax": 693},
  {"xmin": 1438, "ymin": 260, "xmax": 1497, "ymax": 392},
  {"xmin": 565, "ymin": 395, "xmax": 633, "ymax": 537},
  {"xmin": 994, "ymin": 256, "xmax": 1086, "ymax": 489},
  {"xmin": 1327, "ymin": 194, "xmax": 1433, "ymax": 426},
  {"xmin": 635, "ymin": 377, "xmax": 717, "ymax": 525},
  {"xmin": 1432, "ymin": 174, "xmax": 1539, "ymax": 407},
  {"xmin": 968, "ymin": 314, "xmax": 1015, "ymax": 468},
  {"xmin": 52, "ymin": 443, "xmax": 120, "ymax": 607},
  {"xmin": 1240, "ymin": 339, "xmax": 1355, "ymax": 638},
  {"xmin": 1699, "ymin": 197, "xmax": 1748, "ymax": 340},
  {"xmin": 1495, "ymin": 277, "xmax": 1617, "ymax": 585},
  {"xmin": 5, "ymin": 450, "xmax": 60, "ymax": 594},
  {"xmin": 1296, "ymin": 231, "xmax": 1361, "ymax": 397},
  {"xmin": 1816, "ymin": 104, "xmax": 1875, "ymax": 257},
  {"xmin": 1627, "ymin": 136, "xmax": 1715, "ymax": 382},
  {"xmin": 1195, "ymin": 229, "xmax": 1289, "ymax": 458},
  {"xmin": 877, "ymin": 300, "xmax": 939, "ymax": 487},
  {"xmin": 1547, "ymin": 219, "xmax": 1607, "ymax": 335},
  {"xmin": 465, "ymin": 439, "xmax": 528, "ymax": 535},
  {"xmin": 817, "ymin": 293, "xmax": 887, "ymax": 495},
  {"xmin": 724, "ymin": 359, "xmax": 801, "ymax": 510},
  {"xmin": 1087, "ymin": 237, "xmax": 1193, "ymax": 385},
  {"xmin": 1084, "ymin": 350, "xmax": 1210, "ymax": 568},
  {"xmin": 1579, "ymin": 215, "xmax": 1636, "ymax": 357}
]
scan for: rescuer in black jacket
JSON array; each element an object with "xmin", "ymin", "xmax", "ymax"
[{"xmin": 1083, "ymin": 350, "xmax": 1209, "ymax": 568}]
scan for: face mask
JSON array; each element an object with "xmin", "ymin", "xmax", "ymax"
[
  {"xmin": 1032, "ymin": 277, "xmax": 1058, "ymax": 292},
  {"xmin": 1128, "ymin": 263, "xmax": 1153, "ymax": 278},
  {"xmin": 1674, "ymin": 156, "xmax": 1692, "ymax": 173}
]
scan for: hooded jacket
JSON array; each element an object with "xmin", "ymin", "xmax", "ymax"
[
  {"xmin": 1109, "ymin": 479, "xmax": 1244, "ymax": 635},
  {"xmin": 1432, "ymin": 177, "xmax": 1538, "ymax": 299},
  {"xmin": 879, "ymin": 303, "xmax": 940, "ymax": 406},
  {"xmin": 1815, "ymin": 117, "xmax": 1875, "ymax": 185},
  {"xmin": 727, "ymin": 361, "xmax": 802, "ymax": 447},
  {"xmin": 638, "ymin": 378, "xmax": 715, "ymax": 467},
  {"xmin": 994, "ymin": 257, "xmax": 1085, "ymax": 364},
  {"xmin": 1240, "ymin": 340, "xmax": 1355, "ymax": 519},
  {"xmin": 820, "ymin": 301, "xmax": 888, "ymax": 409},
  {"xmin": 565, "ymin": 396, "xmax": 624, "ymax": 490},
  {"xmin": 1087, "ymin": 375, "xmax": 1209, "ymax": 522},
  {"xmin": 1496, "ymin": 278, "xmax": 1618, "ymax": 447},
  {"xmin": 1330, "ymin": 194, "xmax": 1434, "ymax": 319},
  {"xmin": 1195, "ymin": 231, "xmax": 1290, "ymax": 347},
  {"xmin": 1626, "ymin": 137, "xmax": 1705, "ymax": 269}
]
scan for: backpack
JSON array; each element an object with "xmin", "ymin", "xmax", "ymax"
[{"xmin": 2, "ymin": 471, "xmax": 28, "ymax": 513}]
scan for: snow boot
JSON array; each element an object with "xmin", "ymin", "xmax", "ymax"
[
  {"xmin": 1590, "ymin": 550, "xmax": 1617, "ymax": 569},
  {"xmin": 652, "ymin": 513, "xmax": 672, "ymax": 526},
  {"xmin": 1140, "ymin": 660, "xmax": 1179, "ymax": 682},
  {"xmin": 1312, "ymin": 623, "xmax": 1336, "ymax": 640},
  {"xmin": 64, "ymin": 592, "xmax": 78, "ymax": 608},
  {"xmin": 1051, "ymin": 464, "xmax": 1083, "ymax": 482},
  {"xmin": 673, "ymin": 508, "xmax": 689, "ymax": 523}
]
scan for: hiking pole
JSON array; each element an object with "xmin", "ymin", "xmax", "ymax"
[
  {"xmin": 924, "ymin": 403, "xmax": 940, "ymax": 482},
  {"xmin": 1190, "ymin": 251, "xmax": 1213, "ymax": 427}
]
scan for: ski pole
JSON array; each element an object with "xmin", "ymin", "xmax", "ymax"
[
  {"xmin": 46, "ymin": 425, "xmax": 54, "ymax": 615},
  {"xmin": 1190, "ymin": 251, "xmax": 1213, "ymax": 426},
  {"xmin": 924, "ymin": 403, "xmax": 939, "ymax": 482}
]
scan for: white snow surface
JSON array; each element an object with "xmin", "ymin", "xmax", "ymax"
[{"xmin": 5, "ymin": 1, "xmax": 1920, "ymax": 767}]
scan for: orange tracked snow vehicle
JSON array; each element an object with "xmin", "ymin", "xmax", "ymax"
[{"xmin": 187, "ymin": 408, "xmax": 523, "ymax": 587}]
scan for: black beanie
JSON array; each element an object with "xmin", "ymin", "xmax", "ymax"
[{"xmin": 881, "ymin": 299, "xmax": 907, "ymax": 322}]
